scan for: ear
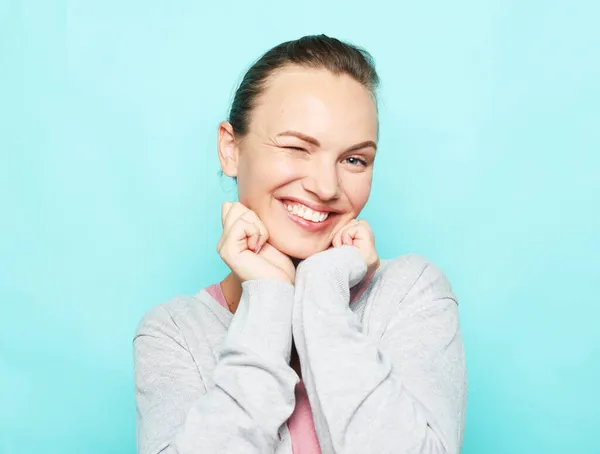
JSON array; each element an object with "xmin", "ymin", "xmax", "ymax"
[{"xmin": 217, "ymin": 121, "xmax": 240, "ymax": 177}]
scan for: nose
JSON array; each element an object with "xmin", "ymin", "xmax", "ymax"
[{"xmin": 301, "ymin": 161, "xmax": 340, "ymax": 201}]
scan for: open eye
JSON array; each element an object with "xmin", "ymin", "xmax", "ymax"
[{"xmin": 344, "ymin": 156, "xmax": 368, "ymax": 167}]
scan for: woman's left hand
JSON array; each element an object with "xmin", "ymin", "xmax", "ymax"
[{"xmin": 332, "ymin": 219, "xmax": 380, "ymax": 279}]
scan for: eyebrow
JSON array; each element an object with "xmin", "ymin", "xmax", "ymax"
[{"xmin": 276, "ymin": 130, "xmax": 377, "ymax": 152}]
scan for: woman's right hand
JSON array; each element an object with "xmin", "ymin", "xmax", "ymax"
[{"xmin": 217, "ymin": 202, "xmax": 296, "ymax": 284}]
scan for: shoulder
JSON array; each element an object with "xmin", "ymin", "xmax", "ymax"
[
  {"xmin": 134, "ymin": 295, "xmax": 196, "ymax": 338},
  {"xmin": 363, "ymin": 254, "xmax": 459, "ymax": 337},
  {"xmin": 133, "ymin": 293, "xmax": 231, "ymax": 383},
  {"xmin": 134, "ymin": 292, "xmax": 228, "ymax": 340},
  {"xmin": 378, "ymin": 253, "xmax": 457, "ymax": 305}
]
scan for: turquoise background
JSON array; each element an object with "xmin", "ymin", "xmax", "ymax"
[{"xmin": 1, "ymin": 1, "xmax": 599, "ymax": 453}]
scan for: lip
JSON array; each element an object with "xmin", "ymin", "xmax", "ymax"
[
  {"xmin": 277, "ymin": 196, "xmax": 341, "ymax": 214},
  {"xmin": 278, "ymin": 200, "xmax": 338, "ymax": 233}
]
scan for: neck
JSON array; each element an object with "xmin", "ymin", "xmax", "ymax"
[{"xmin": 221, "ymin": 272, "xmax": 243, "ymax": 313}]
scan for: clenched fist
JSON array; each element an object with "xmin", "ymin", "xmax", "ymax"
[
  {"xmin": 332, "ymin": 219, "xmax": 380, "ymax": 279},
  {"xmin": 217, "ymin": 202, "xmax": 296, "ymax": 284}
]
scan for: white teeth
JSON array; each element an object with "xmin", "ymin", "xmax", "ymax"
[
  {"xmin": 302, "ymin": 208, "xmax": 314, "ymax": 220},
  {"xmin": 284, "ymin": 202, "xmax": 329, "ymax": 223}
]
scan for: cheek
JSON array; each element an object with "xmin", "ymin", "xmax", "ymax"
[
  {"xmin": 345, "ymin": 175, "xmax": 373, "ymax": 212},
  {"xmin": 237, "ymin": 154, "xmax": 300, "ymax": 206}
]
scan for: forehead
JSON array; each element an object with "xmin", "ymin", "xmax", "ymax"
[{"xmin": 249, "ymin": 65, "xmax": 378, "ymax": 145}]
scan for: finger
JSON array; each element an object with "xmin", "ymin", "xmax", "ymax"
[
  {"xmin": 357, "ymin": 219, "xmax": 369, "ymax": 228},
  {"xmin": 239, "ymin": 211, "xmax": 269, "ymax": 252},
  {"xmin": 342, "ymin": 226, "xmax": 357, "ymax": 246},
  {"xmin": 354, "ymin": 220, "xmax": 375, "ymax": 246},
  {"xmin": 332, "ymin": 231, "xmax": 342, "ymax": 248},
  {"xmin": 356, "ymin": 219, "xmax": 374, "ymax": 238},
  {"xmin": 333, "ymin": 219, "xmax": 356, "ymax": 238},
  {"xmin": 218, "ymin": 210, "xmax": 247, "ymax": 251},
  {"xmin": 332, "ymin": 223, "xmax": 346, "ymax": 248},
  {"xmin": 219, "ymin": 203, "xmax": 255, "ymax": 252},
  {"xmin": 254, "ymin": 221, "xmax": 269, "ymax": 252},
  {"xmin": 223, "ymin": 202, "xmax": 250, "ymax": 235},
  {"xmin": 333, "ymin": 219, "xmax": 358, "ymax": 247},
  {"xmin": 332, "ymin": 219, "xmax": 355, "ymax": 247},
  {"xmin": 224, "ymin": 218, "xmax": 261, "ymax": 253},
  {"xmin": 221, "ymin": 202, "xmax": 233, "ymax": 227}
]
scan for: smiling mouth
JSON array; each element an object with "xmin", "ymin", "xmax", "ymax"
[{"xmin": 281, "ymin": 200, "xmax": 330, "ymax": 223}]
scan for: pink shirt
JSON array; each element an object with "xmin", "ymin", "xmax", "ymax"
[{"xmin": 206, "ymin": 279, "xmax": 370, "ymax": 454}]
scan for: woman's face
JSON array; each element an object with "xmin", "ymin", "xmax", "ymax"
[{"xmin": 219, "ymin": 65, "xmax": 378, "ymax": 259}]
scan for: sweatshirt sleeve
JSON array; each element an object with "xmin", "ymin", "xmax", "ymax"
[
  {"xmin": 292, "ymin": 246, "xmax": 467, "ymax": 454},
  {"xmin": 134, "ymin": 280, "xmax": 299, "ymax": 454}
]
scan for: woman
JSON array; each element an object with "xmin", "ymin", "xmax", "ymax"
[{"xmin": 134, "ymin": 35, "xmax": 467, "ymax": 454}]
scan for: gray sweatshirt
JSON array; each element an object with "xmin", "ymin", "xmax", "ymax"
[{"xmin": 134, "ymin": 246, "xmax": 467, "ymax": 454}]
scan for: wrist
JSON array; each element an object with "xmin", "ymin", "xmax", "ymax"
[{"xmin": 298, "ymin": 246, "xmax": 367, "ymax": 287}]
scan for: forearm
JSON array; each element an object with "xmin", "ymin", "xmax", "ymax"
[
  {"xmin": 293, "ymin": 247, "xmax": 465, "ymax": 454},
  {"xmin": 135, "ymin": 280, "xmax": 299, "ymax": 454}
]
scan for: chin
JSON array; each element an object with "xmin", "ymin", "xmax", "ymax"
[{"xmin": 270, "ymin": 237, "xmax": 329, "ymax": 260}]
